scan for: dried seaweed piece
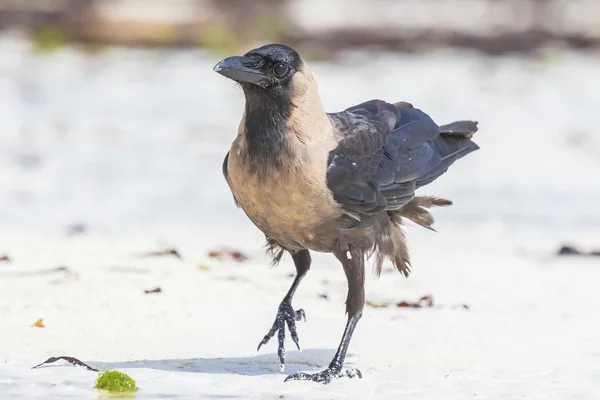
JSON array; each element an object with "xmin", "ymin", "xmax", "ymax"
[
  {"xmin": 558, "ymin": 245, "xmax": 581, "ymax": 255},
  {"xmin": 207, "ymin": 248, "xmax": 248, "ymax": 262},
  {"xmin": 365, "ymin": 300, "xmax": 394, "ymax": 308},
  {"xmin": 33, "ymin": 318, "xmax": 45, "ymax": 328},
  {"xmin": 144, "ymin": 286, "xmax": 162, "ymax": 294},
  {"xmin": 368, "ymin": 295, "xmax": 469, "ymax": 310},
  {"xmin": 0, "ymin": 254, "xmax": 10, "ymax": 263},
  {"xmin": 397, "ymin": 301, "xmax": 419, "ymax": 308},
  {"xmin": 31, "ymin": 356, "xmax": 98, "ymax": 371},
  {"xmin": 367, "ymin": 295, "xmax": 435, "ymax": 309},
  {"xmin": 230, "ymin": 251, "xmax": 248, "ymax": 262},
  {"xmin": 397, "ymin": 295, "xmax": 433, "ymax": 308},
  {"xmin": 419, "ymin": 295, "xmax": 434, "ymax": 307},
  {"xmin": 557, "ymin": 245, "xmax": 600, "ymax": 257},
  {"xmin": 139, "ymin": 248, "xmax": 182, "ymax": 259},
  {"xmin": 453, "ymin": 304, "xmax": 470, "ymax": 310}
]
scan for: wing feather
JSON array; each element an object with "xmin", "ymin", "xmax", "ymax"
[{"xmin": 326, "ymin": 100, "xmax": 478, "ymax": 218}]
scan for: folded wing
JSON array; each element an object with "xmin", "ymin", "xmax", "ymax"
[{"xmin": 326, "ymin": 100, "xmax": 479, "ymax": 218}]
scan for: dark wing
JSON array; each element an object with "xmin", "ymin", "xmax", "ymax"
[{"xmin": 326, "ymin": 100, "xmax": 478, "ymax": 218}]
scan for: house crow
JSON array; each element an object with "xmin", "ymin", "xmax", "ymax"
[{"xmin": 214, "ymin": 44, "xmax": 479, "ymax": 384}]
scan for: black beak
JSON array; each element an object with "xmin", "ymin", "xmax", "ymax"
[{"xmin": 213, "ymin": 56, "xmax": 269, "ymax": 87}]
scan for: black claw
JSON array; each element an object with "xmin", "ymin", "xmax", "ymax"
[
  {"xmin": 257, "ymin": 320, "xmax": 278, "ymax": 351},
  {"xmin": 345, "ymin": 368, "xmax": 362, "ymax": 379},
  {"xmin": 257, "ymin": 335, "xmax": 269, "ymax": 351},
  {"xmin": 257, "ymin": 300, "xmax": 306, "ymax": 370},
  {"xmin": 295, "ymin": 309, "xmax": 306, "ymax": 322},
  {"xmin": 284, "ymin": 367, "xmax": 362, "ymax": 384},
  {"xmin": 291, "ymin": 334, "xmax": 300, "ymax": 351},
  {"xmin": 285, "ymin": 318, "xmax": 301, "ymax": 351}
]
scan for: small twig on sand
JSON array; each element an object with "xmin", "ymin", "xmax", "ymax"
[{"xmin": 138, "ymin": 248, "xmax": 182, "ymax": 259}]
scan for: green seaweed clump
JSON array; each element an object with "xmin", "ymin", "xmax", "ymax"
[
  {"xmin": 94, "ymin": 370, "xmax": 138, "ymax": 393},
  {"xmin": 33, "ymin": 26, "xmax": 68, "ymax": 52}
]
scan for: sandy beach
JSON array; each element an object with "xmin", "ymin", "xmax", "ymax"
[{"xmin": 1, "ymin": 34, "xmax": 600, "ymax": 398}]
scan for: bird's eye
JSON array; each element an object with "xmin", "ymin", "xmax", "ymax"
[{"xmin": 273, "ymin": 63, "xmax": 289, "ymax": 78}]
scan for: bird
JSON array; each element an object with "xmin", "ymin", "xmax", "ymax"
[{"xmin": 214, "ymin": 44, "xmax": 479, "ymax": 384}]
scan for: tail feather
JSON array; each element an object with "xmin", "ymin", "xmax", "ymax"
[
  {"xmin": 265, "ymin": 236, "xmax": 285, "ymax": 266},
  {"xmin": 372, "ymin": 222, "xmax": 410, "ymax": 277},
  {"xmin": 371, "ymin": 119, "xmax": 478, "ymax": 278},
  {"xmin": 395, "ymin": 196, "xmax": 452, "ymax": 231},
  {"xmin": 440, "ymin": 120, "xmax": 479, "ymax": 138},
  {"xmin": 435, "ymin": 132, "xmax": 480, "ymax": 162},
  {"xmin": 371, "ymin": 196, "xmax": 452, "ymax": 277},
  {"xmin": 416, "ymin": 124, "xmax": 479, "ymax": 188},
  {"xmin": 437, "ymin": 120, "xmax": 480, "ymax": 163}
]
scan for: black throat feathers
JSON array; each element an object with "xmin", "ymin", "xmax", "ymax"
[{"xmin": 242, "ymin": 85, "xmax": 295, "ymax": 178}]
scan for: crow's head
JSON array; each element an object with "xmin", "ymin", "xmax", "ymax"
[
  {"xmin": 214, "ymin": 44, "xmax": 302, "ymax": 89},
  {"xmin": 214, "ymin": 44, "xmax": 318, "ymax": 110},
  {"xmin": 215, "ymin": 44, "xmax": 327, "ymax": 155}
]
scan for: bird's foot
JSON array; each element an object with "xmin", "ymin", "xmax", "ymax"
[
  {"xmin": 257, "ymin": 300, "xmax": 305, "ymax": 371},
  {"xmin": 284, "ymin": 366, "xmax": 362, "ymax": 384}
]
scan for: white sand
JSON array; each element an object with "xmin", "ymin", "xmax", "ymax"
[{"xmin": 1, "ymin": 35, "xmax": 600, "ymax": 398}]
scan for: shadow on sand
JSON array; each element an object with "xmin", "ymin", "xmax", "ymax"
[{"xmin": 89, "ymin": 349, "xmax": 343, "ymax": 377}]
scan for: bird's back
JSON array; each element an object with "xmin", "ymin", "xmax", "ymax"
[{"xmin": 326, "ymin": 100, "xmax": 479, "ymax": 218}]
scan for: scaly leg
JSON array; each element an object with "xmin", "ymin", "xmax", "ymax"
[
  {"xmin": 257, "ymin": 250, "xmax": 310, "ymax": 371},
  {"xmin": 285, "ymin": 247, "xmax": 364, "ymax": 384}
]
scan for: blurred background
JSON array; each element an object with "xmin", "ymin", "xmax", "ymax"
[
  {"xmin": 1, "ymin": 1, "xmax": 600, "ymax": 398},
  {"xmin": 1, "ymin": 0, "xmax": 599, "ymax": 242}
]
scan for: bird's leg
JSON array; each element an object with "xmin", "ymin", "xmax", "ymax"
[
  {"xmin": 285, "ymin": 247, "xmax": 364, "ymax": 384},
  {"xmin": 257, "ymin": 249, "xmax": 310, "ymax": 372}
]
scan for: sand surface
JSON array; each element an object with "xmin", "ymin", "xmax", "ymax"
[{"xmin": 1, "ymin": 35, "xmax": 600, "ymax": 398}]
